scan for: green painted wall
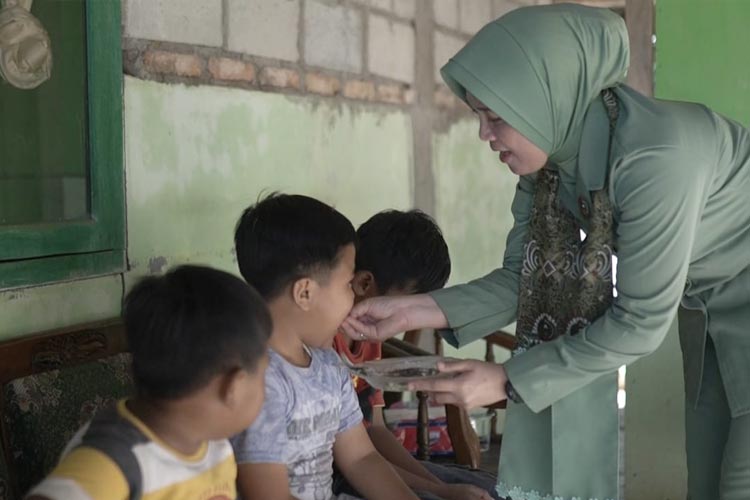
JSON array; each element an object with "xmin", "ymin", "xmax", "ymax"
[
  {"xmin": 433, "ymin": 119, "xmax": 517, "ymax": 363},
  {"xmin": 0, "ymin": 275, "xmax": 123, "ymax": 340},
  {"xmin": 655, "ymin": 0, "xmax": 750, "ymax": 126},
  {"xmin": 123, "ymin": 78, "xmax": 413, "ymax": 286},
  {"xmin": 625, "ymin": 322, "xmax": 685, "ymax": 500},
  {"xmin": 0, "ymin": 78, "xmax": 413, "ymax": 340},
  {"xmin": 625, "ymin": 2, "xmax": 750, "ymax": 498}
]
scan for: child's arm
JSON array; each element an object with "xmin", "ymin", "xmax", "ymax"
[
  {"xmin": 369, "ymin": 408, "xmax": 493, "ymax": 500},
  {"xmin": 233, "ymin": 368, "xmax": 297, "ymax": 500},
  {"xmin": 371, "ymin": 407, "xmax": 442, "ymax": 480},
  {"xmin": 369, "ymin": 411, "xmax": 444, "ymax": 481},
  {"xmin": 333, "ymin": 423, "xmax": 418, "ymax": 500},
  {"xmin": 236, "ymin": 463, "xmax": 299, "ymax": 500}
]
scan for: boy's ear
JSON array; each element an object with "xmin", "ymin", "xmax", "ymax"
[
  {"xmin": 351, "ymin": 270, "xmax": 377, "ymax": 298},
  {"xmin": 292, "ymin": 278, "xmax": 316, "ymax": 311},
  {"xmin": 218, "ymin": 368, "xmax": 245, "ymax": 408}
]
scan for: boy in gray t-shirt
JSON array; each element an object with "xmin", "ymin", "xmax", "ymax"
[
  {"xmin": 231, "ymin": 194, "xmax": 418, "ymax": 500},
  {"xmin": 232, "ymin": 348, "xmax": 362, "ymax": 499}
]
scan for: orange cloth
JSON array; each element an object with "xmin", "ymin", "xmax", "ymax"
[{"xmin": 332, "ymin": 333, "xmax": 385, "ymax": 424}]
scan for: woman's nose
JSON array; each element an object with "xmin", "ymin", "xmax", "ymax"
[{"xmin": 478, "ymin": 120, "xmax": 496, "ymax": 142}]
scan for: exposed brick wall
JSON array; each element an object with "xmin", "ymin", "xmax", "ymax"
[
  {"xmin": 122, "ymin": 0, "xmax": 622, "ymax": 107},
  {"xmin": 122, "ymin": 0, "xmax": 440, "ymax": 107},
  {"xmin": 121, "ymin": 0, "xmax": 622, "ymax": 213}
]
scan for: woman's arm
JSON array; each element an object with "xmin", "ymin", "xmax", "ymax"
[{"xmin": 343, "ymin": 176, "xmax": 534, "ymax": 345}]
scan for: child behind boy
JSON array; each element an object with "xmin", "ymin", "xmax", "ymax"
[
  {"xmin": 332, "ymin": 210, "xmax": 499, "ymax": 500},
  {"xmin": 27, "ymin": 265, "xmax": 272, "ymax": 500},
  {"xmin": 231, "ymin": 193, "xmax": 417, "ymax": 500}
]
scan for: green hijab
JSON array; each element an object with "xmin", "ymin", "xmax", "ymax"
[
  {"xmin": 441, "ymin": 8, "xmax": 627, "ymax": 498},
  {"xmin": 440, "ymin": 4, "xmax": 629, "ymax": 166}
]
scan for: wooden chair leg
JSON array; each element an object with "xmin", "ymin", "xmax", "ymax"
[
  {"xmin": 485, "ymin": 339, "xmax": 495, "ymax": 364},
  {"xmin": 404, "ymin": 329, "xmax": 422, "ymax": 347},
  {"xmin": 490, "ymin": 409, "xmax": 499, "ymax": 441},
  {"xmin": 416, "ymin": 391, "xmax": 430, "ymax": 461},
  {"xmin": 433, "ymin": 330, "xmax": 444, "ymax": 356},
  {"xmin": 384, "ymin": 337, "xmax": 492, "ymax": 469},
  {"xmin": 445, "ymin": 404, "xmax": 481, "ymax": 469}
]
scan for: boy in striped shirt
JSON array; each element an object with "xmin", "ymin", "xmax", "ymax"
[{"xmin": 27, "ymin": 265, "xmax": 272, "ymax": 500}]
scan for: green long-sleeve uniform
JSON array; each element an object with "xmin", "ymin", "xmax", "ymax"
[{"xmin": 431, "ymin": 4, "xmax": 750, "ymax": 500}]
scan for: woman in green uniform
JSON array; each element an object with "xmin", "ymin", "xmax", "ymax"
[{"xmin": 342, "ymin": 4, "xmax": 750, "ymax": 500}]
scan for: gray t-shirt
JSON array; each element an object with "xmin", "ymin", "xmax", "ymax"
[{"xmin": 231, "ymin": 347, "xmax": 363, "ymax": 500}]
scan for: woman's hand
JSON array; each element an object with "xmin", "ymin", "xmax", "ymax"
[
  {"xmin": 409, "ymin": 359, "xmax": 509, "ymax": 410},
  {"xmin": 341, "ymin": 294, "xmax": 448, "ymax": 342}
]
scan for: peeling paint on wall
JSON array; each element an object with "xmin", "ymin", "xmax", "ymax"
[
  {"xmin": 124, "ymin": 77, "xmax": 413, "ymax": 279},
  {"xmin": 0, "ymin": 78, "xmax": 414, "ymax": 341},
  {"xmin": 0, "ymin": 275, "xmax": 123, "ymax": 339}
]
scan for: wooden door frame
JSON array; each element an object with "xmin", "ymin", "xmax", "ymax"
[{"xmin": 626, "ymin": 0, "xmax": 655, "ymax": 96}]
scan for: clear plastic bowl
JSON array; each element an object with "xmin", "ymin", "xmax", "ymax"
[
  {"xmin": 347, "ymin": 356, "xmax": 452, "ymax": 392},
  {"xmin": 470, "ymin": 411, "xmax": 493, "ymax": 452}
]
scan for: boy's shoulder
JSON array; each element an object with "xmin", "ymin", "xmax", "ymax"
[
  {"xmin": 310, "ymin": 346, "xmax": 346, "ymax": 366},
  {"xmin": 267, "ymin": 347, "xmax": 344, "ymax": 372},
  {"xmin": 308, "ymin": 347, "xmax": 351, "ymax": 383},
  {"xmin": 263, "ymin": 347, "xmax": 349, "ymax": 400},
  {"xmin": 27, "ymin": 401, "xmax": 145, "ymax": 499},
  {"xmin": 30, "ymin": 400, "xmax": 236, "ymax": 499},
  {"xmin": 65, "ymin": 400, "xmax": 148, "ymax": 464}
]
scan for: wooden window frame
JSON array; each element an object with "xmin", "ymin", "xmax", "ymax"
[{"xmin": 0, "ymin": 0, "xmax": 124, "ymax": 289}]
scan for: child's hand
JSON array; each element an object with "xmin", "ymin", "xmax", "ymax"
[{"xmin": 437, "ymin": 483, "xmax": 494, "ymax": 500}]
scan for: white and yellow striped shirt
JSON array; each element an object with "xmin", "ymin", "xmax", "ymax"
[{"xmin": 28, "ymin": 400, "xmax": 236, "ymax": 500}]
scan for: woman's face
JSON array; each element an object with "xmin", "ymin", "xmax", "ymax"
[{"xmin": 466, "ymin": 91, "xmax": 548, "ymax": 176}]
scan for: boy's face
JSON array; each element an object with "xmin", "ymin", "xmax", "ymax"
[{"xmin": 302, "ymin": 243, "xmax": 356, "ymax": 347}]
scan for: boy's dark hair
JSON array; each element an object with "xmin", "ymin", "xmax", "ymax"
[
  {"xmin": 356, "ymin": 210, "xmax": 451, "ymax": 294},
  {"xmin": 123, "ymin": 265, "xmax": 272, "ymax": 400},
  {"xmin": 234, "ymin": 193, "xmax": 357, "ymax": 299}
]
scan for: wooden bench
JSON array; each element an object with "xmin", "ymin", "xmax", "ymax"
[
  {"xmin": 0, "ymin": 319, "xmax": 516, "ymax": 497},
  {"xmin": 0, "ymin": 320, "xmax": 131, "ymax": 499}
]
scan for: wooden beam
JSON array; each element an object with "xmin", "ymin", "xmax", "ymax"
[
  {"xmin": 552, "ymin": 0, "xmax": 626, "ymax": 8},
  {"xmin": 625, "ymin": 0, "xmax": 655, "ymax": 96}
]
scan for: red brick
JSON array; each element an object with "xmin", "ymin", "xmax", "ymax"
[
  {"xmin": 143, "ymin": 50, "xmax": 203, "ymax": 77},
  {"xmin": 403, "ymin": 87, "xmax": 416, "ymax": 105},
  {"xmin": 434, "ymin": 86, "xmax": 458, "ymax": 109},
  {"xmin": 376, "ymin": 83, "xmax": 404, "ymax": 104},
  {"xmin": 306, "ymin": 72, "xmax": 341, "ymax": 96},
  {"xmin": 259, "ymin": 66, "xmax": 301, "ymax": 90},
  {"xmin": 208, "ymin": 57, "xmax": 256, "ymax": 82},
  {"xmin": 343, "ymin": 79, "xmax": 376, "ymax": 101}
]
